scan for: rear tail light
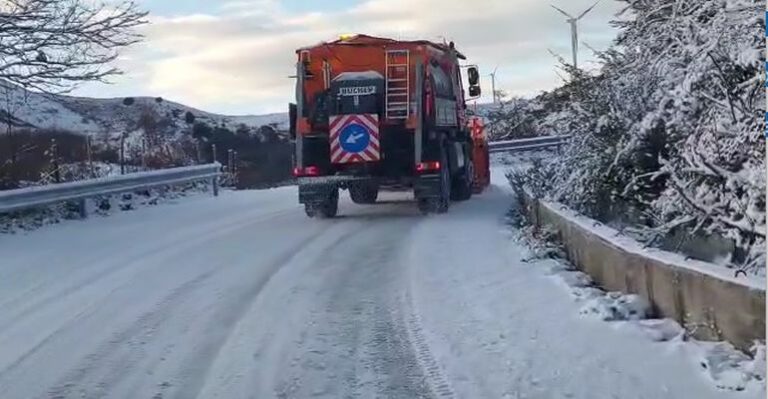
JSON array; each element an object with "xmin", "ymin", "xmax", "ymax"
[
  {"xmin": 293, "ymin": 166, "xmax": 321, "ymax": 177},
  {"xmin": 415, "ymin": 161, "xmax": 441, "ymax": 173},
  {"xmin": 304, "ymin": 166, "xmax": 320, "ymax": 176}
]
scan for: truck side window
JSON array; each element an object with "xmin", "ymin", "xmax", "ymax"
[{"xmin": 429, "ymin": 64, "xmax": 453, "ymax": 99}]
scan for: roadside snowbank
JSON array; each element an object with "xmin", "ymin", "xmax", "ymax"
[
  {"xmin": 513, "ymin": 219, "xmax": 766, "ymax": 393},
  {"xmin": 0, "ymin": 182, "xmax": 213, "ymax": 234}
]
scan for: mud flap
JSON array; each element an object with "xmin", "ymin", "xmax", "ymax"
[
  {"xmin": 450, "ymin": 142, "xmax": 466, "ymax": 173},
  {"xmin": 299, "ymin": 183, "xmax": 339, "ymax": 205},
  {"xmin": 414, "ymin": 175, "xmax": 442, "ymax": 199}
]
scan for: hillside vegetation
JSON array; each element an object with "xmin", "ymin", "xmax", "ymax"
[
  {"xmin": 0, "ymin": 86, "xmax": 292, "ymax": 190},
  {"xmin": 505, "ymin": 0, "xmax": 765, "ymax": 274}
]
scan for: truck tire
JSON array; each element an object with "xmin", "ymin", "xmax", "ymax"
[
  {"xmin": 304, "ymin": 203, "xmax": 318, "ymax": 218},
  {"xmin": 421, "ymin": 144, "xmax": 451, "ymax": 214},
  {"xmin": 417, "ymin": 198, "xmax": 435, "ymax": 215},
  {"xmin": 349, "ymin": 183, "xmax": 379, "ymax": 204},
  {"xmin": 418, "ymin": 144, "xmax": 451, "ymax": 215},
  {"xmin": 451, "ymin": 159, "xmax": 473, "ymax": 202},
  {"xmin": 436, "ymin": 149, "xmax": 451, "ymax": 213},
  {"xmin": 305, "ymin": 188, "xmax": 339, "ymax": 218}
]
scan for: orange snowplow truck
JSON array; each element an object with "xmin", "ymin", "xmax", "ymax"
[{"xmin": 289, "ymin": 34, "xmax": 485, "ymax": 217}]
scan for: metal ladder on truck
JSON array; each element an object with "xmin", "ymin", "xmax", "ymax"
[{"xmin": 385, "ymin": 49, "xmax": 410, "ymax": 120}]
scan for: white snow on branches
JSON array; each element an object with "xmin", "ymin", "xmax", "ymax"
[{"xmin": 504, "ymin": 0, "xmax": 765, "ymax": 274}]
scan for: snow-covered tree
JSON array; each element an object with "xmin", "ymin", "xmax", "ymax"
[
  {"xmin": 513, "ymin": 0, "xmax": 765, "ymax": 273},
  {"xmin": 486, "ymin": 96, "xmax": 544, "ymax": 140}
]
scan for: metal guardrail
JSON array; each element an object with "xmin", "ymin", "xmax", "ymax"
[
  {"xmin": 0, "ymin": 163, "xmax": 222, "ymax": 217},
  {"xmin": 488, "ymin": 135, "xmax": 571, "ymax": 154}
]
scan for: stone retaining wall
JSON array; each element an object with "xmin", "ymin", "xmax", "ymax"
[{"xmin": 522, "ymin": 193, "xmax": 765, "ymax": 352}]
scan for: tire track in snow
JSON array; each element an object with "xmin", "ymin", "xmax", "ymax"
[
  {"xmin": 401, "ymin": 283, "xmax": 456, "ymax": 399},
  {"xmin": 0, "ymin": 209, "xmax": 298, "ymax": 389},
  {"xmin": 267, "ymin": 215, "xmax": 439, "ymax": 399},
  {"xmin": 268, "ymin": 223, "xmax": 388, "ymax": 398},
  {"xmin": 0, "ymin": 208, "xmax": 296, "ymax": 333},
  {"xmin": 29, "ymin": 210, "xmax": 309, "ymax": 399},
  {"xmin": 190, "ymin": 220, "xmax": 378, "ymax": 399},
  {"xmin": 44, "ymin": 268, "xmax": 219, "ymax": 399},
  {"xmin": 170, "ymin": 222, "xmax": 343, "ymax": 399},
  {"xmin": 398, "ymin": 217, "xmax": 458, "ymax": 399}
]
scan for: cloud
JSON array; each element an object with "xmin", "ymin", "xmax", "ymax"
[{"xmin": 81, "ymin": 0, "xmax": 624, "ymax": 115}]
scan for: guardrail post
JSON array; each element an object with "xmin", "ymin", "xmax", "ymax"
[
  {"xmin": 86, "ymin": 136, "xmax": 95, "ymax": 178},
  {"xmin": 227, "ymin": 149, "xmax": 234, "ymax": 176},
  {"xmin": 51, "ymin": 138, "xmax": 61, "ymax": 183},
  {"xmin": 78, "ymin": 198, "xmax": 88, "ymax": 219},
  {"xmin": 120, "ymin": 134, "xmax": 126, "ymax": 175},
  {"xmin": 141, "ymin": 138, "xmax": 147, "ymax": 169},
  {"xmin": 233, "ymin": 150, "xmax": 238, "ymax": 187},
  {"xmin": 211, "ymin": 144, "xmax": 220, "ymax": 196}
]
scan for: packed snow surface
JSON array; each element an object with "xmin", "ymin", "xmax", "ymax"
[{"xmin": 0, "ymin": 168, "xmax": 762, "ymax": 398}]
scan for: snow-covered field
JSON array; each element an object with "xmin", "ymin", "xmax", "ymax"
[{"xmin": 0, "ymin": 164, "xmax": 763, "ymax": 398}]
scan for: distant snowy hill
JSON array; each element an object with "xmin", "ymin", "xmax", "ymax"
[{"xmin": 0, "ymin": 82, "xmax": 290, "ymax": 139}]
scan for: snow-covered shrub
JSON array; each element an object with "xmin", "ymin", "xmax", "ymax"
[
  {"xmin": 485, "ymin": 97, "xmax": 546, "ymax": 140},
  {"xmin": 512, "ymin": 224, "xmax": 567, "ymax": 262},
  {"xmin": 697, "ymin": 341, "xmax": 762, "ymax": 391},
  {"xmin": 0, "ymin": 181, "xmax": 210, "ymax": 233},
  {"xmin": 507, "ymin": 157, "xmax": 556, "ymax": 200},
  {"xmin": 512, "ymin": 0, "xmax": 765, "ymax": 274},
  {"xmin": 579, "ymin": 292, "xmax": 651, "ymax": 321}
]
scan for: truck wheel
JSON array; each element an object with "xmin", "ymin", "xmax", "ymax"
[
  {"xmin": 416, "ymin": 143, "xmax": 451, "ymax": 215},
  {"xmin": 349, "ymin": 183, "xmax": 379, "ymax": 204},
  {"xmin": 436, "ymin": 144, "xmax": 451, "ymax": 214},
  {"xmin": 305, "ymin": 188, "xmax": 339, "ymax": 218},
  {"xmin": 417, "ymin": 198, "xmax": 436, "ymax": 215},
  {"xmin": 451, "ymin": 160, "xmax": 473, "ymax": 201},
  {"xmin": 319, "ymin": 188, "xmax": 339, "ymax": 218},
  {"xmin": 304, "ymin": 203, "xmax": 317, "ymax": 218}
]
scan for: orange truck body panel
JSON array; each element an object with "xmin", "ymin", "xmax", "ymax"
[
  {"xmin": 296, "ymin": 34, "xmax": 467, "ymax": 134},
  {"xmin": 469, "ymin": 116, "xmax": 490, "ymax": 193}
]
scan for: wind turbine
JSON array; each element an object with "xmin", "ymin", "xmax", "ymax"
[
  {"xmin": 551, "ymin": 1, "xmax": 600, "ymax": 69},
  {"xmin": 488, "ymin": 66, "xmax": 498, "ymax": 104}
]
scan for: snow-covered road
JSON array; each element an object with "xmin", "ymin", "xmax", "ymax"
[{"xmin": 0, "ymin": 173, "xmax": 760, "ymax": 398}]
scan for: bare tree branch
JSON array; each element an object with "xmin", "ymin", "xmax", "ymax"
[{"xmin": 0, "ymin": 0, "xmax": 148, "ymax": 93}]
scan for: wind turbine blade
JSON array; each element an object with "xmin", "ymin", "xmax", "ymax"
[
  {"xmin": 492, "ymin": 65, "xmax": 498, "ymax": 75},
  {"xmin": 550, "ymin": 5, "xmax": 573, "ymax": 19},
  {"xmin": 577, "ymin": 0, "xmax": 600, "ymax": 20},
  {"xmin": 581, "ymin": 41, "xmax": 599, "ymax": 54}
]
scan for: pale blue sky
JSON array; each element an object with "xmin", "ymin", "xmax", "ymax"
[
  {"xmin": 74, "ymin": 0, "xmax": 622, "ymax": 116},
  {"xmin": 140, "ymin": 0, "xmax": 359, "ymax": 16}
]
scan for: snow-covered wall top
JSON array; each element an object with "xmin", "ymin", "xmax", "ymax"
[{"xmin": 541, "ymin": 199, "xmax": 765, "ymax": 291}]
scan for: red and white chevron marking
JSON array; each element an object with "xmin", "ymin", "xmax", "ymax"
[{"xmin": 329, "ymin": 114, "xmax": 381, "ymax": 164}]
